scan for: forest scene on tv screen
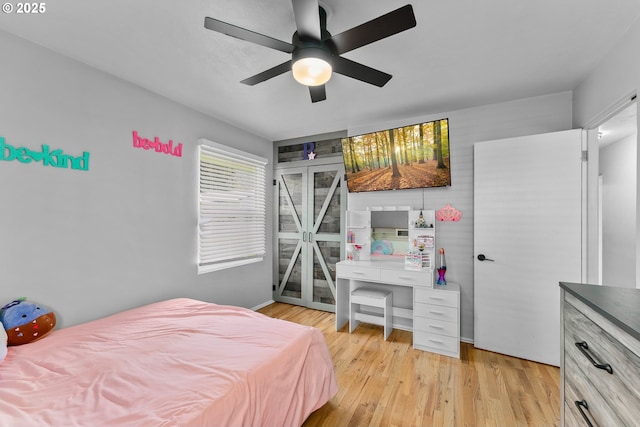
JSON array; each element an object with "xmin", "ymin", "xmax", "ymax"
[{"xmin": 341, "ymin": 118, "xmax": 450, "ymax": 192}]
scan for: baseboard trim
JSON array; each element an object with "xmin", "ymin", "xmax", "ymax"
[{"xmin": 251, "ymin": 299, "xmax": 275, "ymax": 311}]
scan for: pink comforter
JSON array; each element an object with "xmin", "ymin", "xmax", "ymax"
[{"xmin": 0, "ymin": 298, "xmax": 337, "ymax": 427}]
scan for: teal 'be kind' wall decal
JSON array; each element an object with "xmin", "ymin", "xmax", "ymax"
[{"xmin": 0, "ymin": 136, "xmax": 90, "ymax": 171}]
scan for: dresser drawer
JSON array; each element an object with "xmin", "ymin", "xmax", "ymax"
[
  {"xmin": 415, "ymin": 287, "xmax": 458, "ymax": 308},
  {"xmin": 380, "ymin": 268, "xmax": 431, "ymax": 286},
  {"xmin": 414, "ymin": 330, "xmax": 459, "ymax": 354},
  {"xmin": 414, "ymin": 302, "xmax": 457, "ymax": 323},
  {"xmin": 564, "ymin": 300, "xmax": 640, "ymax": 425},
  {"xmin": 336, "ymin": 264, "xmax": 380, "ymax": 281},
  {"xmin": 414, "ymin": 315, "xmax": 458, "ymax": 338},
  {"xmin": 564, "ymin": 400, "xmax": 586, "ymax": 427},
  {"xmin": 564, "ymin": 350, "xmax": 625, "ymax": 427}
]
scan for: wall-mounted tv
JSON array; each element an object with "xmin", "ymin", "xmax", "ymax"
[{"xmin": 341, "ymin": 118, "xmax": 450, "ymax": 193}]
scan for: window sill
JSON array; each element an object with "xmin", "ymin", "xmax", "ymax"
[{"xmin": 197, "ymin": 257, "xmax": 263, "ymax": 274}]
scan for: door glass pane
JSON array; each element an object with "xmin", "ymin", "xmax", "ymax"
[
  {"xmin": 312, "ymin": 241, "xmax": 339, "ymax": 304},
  {"xmin": 279, "ymin": 239, "xmax": 302, "ymax": 299},
  {"xmin": 313, "ymin": 170, "xmax": 341, "ymax": 234},
  {"xmin": 279, "ymin": 173, "xmax": 303, "ymax": 233}
]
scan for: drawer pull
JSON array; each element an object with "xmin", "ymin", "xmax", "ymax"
[
  {"xmin": 429, "ymin": 310, "xmax": 444, "ymax": 315},
  {"xmin": 398, "ymin": 276, "xmax": 413, "ymax": 280},
  {"xmin": 428, "ymin": 325, "xmax": 444, "ymax": 329},
  {"xmin": 352, "ymin": 271, "xmax": 365, "ymax": 275},
  {"xmin": 574, "ymin": 400, "xmax": 593, "ymax": 427},
  {"xmin": 575, "ymin": 341, "xmax": 613, "ymax": 374}
]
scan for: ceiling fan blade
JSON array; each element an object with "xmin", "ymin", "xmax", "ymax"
[
  {"xmin": 328, "ymin": 4, "xmax": 416, "ymax": 55},
  {"xmin": 240, "ymin": 60, "xmax": 292, "ymax": 86},
  {"xmin": 291, "ymin": 0, "xmax": 321, "ymax": 40},
  {"xmin": 204, "ymin": 17, "xmax": 295, "ymax": 53},
  {"xmin": 309, "ymin": 85, "xmax": 326, "ymax": 103},
  {"xmin": 332, "ymin": 56, "xmax": 392, "ymax": 87}
]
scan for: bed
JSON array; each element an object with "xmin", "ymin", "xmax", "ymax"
[{"xmin": 0, "ymin": 298, "xmax": 337, "ymax": 427}]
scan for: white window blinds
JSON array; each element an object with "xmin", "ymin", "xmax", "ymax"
[{"xmin": 197, "ymin": 139, "xmax": 268, "ymax": 273}]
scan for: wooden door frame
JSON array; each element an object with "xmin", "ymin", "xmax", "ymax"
[{"xmin": 583, "ymin": 91, "xmax": 638, "ymax": 286}]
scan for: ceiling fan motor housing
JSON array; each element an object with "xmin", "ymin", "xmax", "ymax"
[{"xmin": 291, "ymin": 45, "xmax": 333, "ymax": 86}]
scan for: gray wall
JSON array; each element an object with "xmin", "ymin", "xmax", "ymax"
[
  {"xmin": 573, "ymin": 17, "xmax": 640, "ymax": 288},
  {"xmin": 0, "ymin": 31, "xmax": 273, "ymax": 328},
  {"xmin": 345, "ymin": 91, "xmax": 573, "ymax": 341}
]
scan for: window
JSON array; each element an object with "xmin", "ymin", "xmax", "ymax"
[{"xmin": 197, "ymin": 139, "xmax": 268, "ymax": 273}]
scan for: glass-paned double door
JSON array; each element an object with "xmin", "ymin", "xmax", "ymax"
[{"xmin": 274, "ymin": 163, "xmax": 345, "ymax": 312}]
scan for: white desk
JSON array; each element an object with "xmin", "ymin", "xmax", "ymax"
[{"xmin": 336, "ymin": 259, "xmax": 460, "ymax": 358}]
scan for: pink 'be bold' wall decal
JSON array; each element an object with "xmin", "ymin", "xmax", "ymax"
[{"xmin": 132, "ymin": 131, "xmax": 183, "ymax": 157}]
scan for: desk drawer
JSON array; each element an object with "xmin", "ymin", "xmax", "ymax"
[
  {"xmin": 414, "ymin": 302, "xmax": 458, "ymax": 323},
  {"xmin": 380, "ymin": 268, "xmax": 431, "ymax": 286},
  {"xmin": 415, "ymin": 287, "xmax": 458, "ymax": 308},
  {"xmin": 336, "ymin": 264, "xmax": 380, "ymax": 281},
  {"xmin": 414, "ymin": 330, "xmax": 459, "ymax": 354},
  {"xmin": 414, "ymin": 316, "xmax": 458, "ymax": 338}
]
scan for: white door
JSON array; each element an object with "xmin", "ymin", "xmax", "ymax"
[{"xmin": 474, "ymin": 129, "xmax": 583, "ymax": 366}]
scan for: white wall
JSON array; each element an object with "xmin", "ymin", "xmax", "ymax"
[
  {"xmin": 573, "ymin": 18, "xmax": 640, "ymax": 128},
  {"xmin": 345, "ymin": 91, "xmax": 573, "ymax": 341},
  {"xmin": 600, "ymin": 134, "xmax": 637, "ymax": 287},
  {"xmin": 0, "ymin": 31, "xmax": 274, "ymax": 327},
  {"xmin": 573, "ymin": 17, "xmax": 640, "ymax": 288}
]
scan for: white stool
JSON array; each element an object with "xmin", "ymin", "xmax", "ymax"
[{"xmin": 350, "ymin": 288, "xmax": 393, "ymax": 340}]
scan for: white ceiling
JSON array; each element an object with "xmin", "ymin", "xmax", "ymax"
[{"xmin": 1, "ymin": 0, "xmax": 640, "ymax": 141}]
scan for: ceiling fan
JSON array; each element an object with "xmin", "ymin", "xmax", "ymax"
[{"xmin": 204, "ymin": 0, "xmax": 417, "ymax": 103}]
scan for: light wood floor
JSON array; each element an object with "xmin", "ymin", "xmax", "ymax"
[{"xmin": 258, "ymin": 302, "xmax": 560, "ymax": 427}]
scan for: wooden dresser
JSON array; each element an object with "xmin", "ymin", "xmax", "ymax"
[{"xmin": 560, "ymin": 282, "xmax": 640, "ymax": 426}]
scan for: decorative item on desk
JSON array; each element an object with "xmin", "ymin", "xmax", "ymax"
[
  {"xmin": 436, "ymin": 204, "xmax": 463, "ymax": 222},
  {"xmin": 405, "ymin": 250, "xmax": 431, "ymax": 269},
  {"xmin": 353, "ymin": 245, "xmax": 362, "ymax": 261},
  {"xmin": 437, "ymin": 247, "xmax": 447, "ymax": 286},
  {"xmin": 405, "ymin": 241, "xmax": 431, "ymax": 269},
  {"xmin": 416, "ymin": 235, "xmax": 434, "ymax": 248},
  {"xmin": 405, "ymin": 250, "xmax": 419, "ymax": 268},
  {"xmin": 347, "ymin": 230, "xmax": 355, "ymax": 243},
  {"xmin": 414, "ymin": 210, "xmax": 433, "ymax": 228}
]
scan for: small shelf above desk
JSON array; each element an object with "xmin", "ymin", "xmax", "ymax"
[{"xmin": 336, "ymin": 260, "xmax": 460, "ymax": 358}]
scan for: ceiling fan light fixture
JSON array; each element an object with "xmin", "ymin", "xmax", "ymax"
[{"xmin": 292, "ymin": 47, "xmax": 332, "ymax": 86}]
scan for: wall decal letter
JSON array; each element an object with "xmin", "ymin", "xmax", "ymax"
[
  {"xmin": 303, "ymin": 142, "xmax": 315, "ymax": 160},
  {"xmin": 0, "ymin": 136, "xmax": 90, "ymax": 171},
  {"xmin": 132, "ymin": 131, "xmax": 183, "ymax": 158}
]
